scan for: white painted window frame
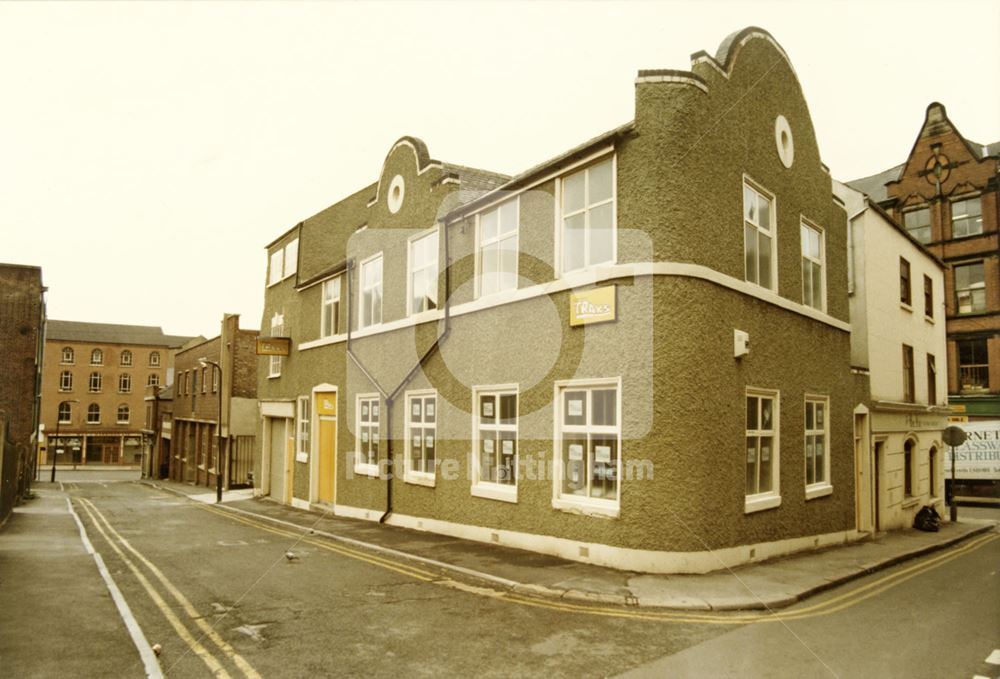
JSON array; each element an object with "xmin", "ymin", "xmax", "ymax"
[
  {"xmin": 90, "ymin": 349, "xmax": 103, "ymax": 366},
  {"xmin": 120, "ymin": 350, "xmax": 132, "ymax": 367},
  {"xmin": 354, "ymin": 393, "xmax": 380, "ymax": 477},
  {"xmin": 59, "ymin": 371, "xmax": 73, "ymax": 392},
  {"xmin": 269, "ymin": 312, "xmax": 284, "ymax": 378},
  {"xmin": 320, "ymin": 276, "xmax": 341, "ymax": 338},
  {"xmin": 552, "ymin": 377, "xmax": 622, "ymax": 518},
  {"xmin": 149, "ymin": 351, "xmax": 161, "ymax": 367},
  {"xmin": 57, "ymin": 402, "xmax": 72, "ymax": 424},
  {"xmin": 89, "ymin": 372, "xmax": 102, "ymax": 393},
  {"xmin": 407, "ymin": 227, "xmax": 440, "ymax": 317},
  {"xmin": 118, "ymin": 373, "xmax": 132, "ymax": 394},
  {"xmin": 403, "ymin": 389, "xmax": 437, "ymax": 487},
  {"xmin": 268, "ymin": 248, "xmax": 284, "ymax": 286},
  {"xmin": 745, "ymin": 387, "xmax": 781, "ymax": 513},
  {"xmin": 471, "ymin": 384, "xmax": 519, "ymax": 503},
  {"xmin": 950, "ymin": 194, "xmax": 983, "ymax": 239},
  {"xmin": 804, "ymin": 395, "xmax": 832, "ymax": 500},
  {"xmin": 556, "ymin": 154, "xmax": 617, "ymax": 277},
  {"xmin": 742, "ymin": 176, "xmax": 778, "ymax": 292},
  {"xmin": 284, "ymin": 238, "xmax": 299, "ymax": 278},
  {"xmin": 61, "ymin": 347, "xmax": 74, "ymax": 364},
  {"xmin": 800, "ymin": 218, "xmax": 825, "ymax": 312},
  {"xmin": 359, "ymin": 252, "xmax": 384, "ymax": 330},
  {"xmin": 475, "ymin": 198, "xmax": 520, "ymax": 299},
  {"xmin": 87, "ymin": 403, "xmax": 101, "ymax": 425},
  {"xmin": 296, "ymin": 395, "xmax": 311, "ymax": 463},
  {"xmin": 117, "ymin": 404, "xmax": 130, "ymax": 425}
]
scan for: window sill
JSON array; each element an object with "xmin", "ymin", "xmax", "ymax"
[
  {"xmin": 268, "ymin": 374, "xmax": 282, "ymax": 380},
  {"xmin": 404, "ymin": 471, "xmax": 436, "ymax": 488},
  {"xmin": 901, "ymin": 496, "xmax": 920, "ymax": 509},
  {"xmin": 353, "ymin": 462, "xmax": 379, "ymax": 478},
  {"xmin": 744, "ymin": 493, "xmax": 781, "ymax": 514},
  {"xmin": 406, "ymin": 309, "xmax": 439, "ymax": 325},
  {"xmin": 295, "ymin": 452, "xmax": 308, "ymax": 463},
  {"xmin": 471, "ymin": 483, "xmax": 517, "ymax": 503},
  {"xmin": 805, "ymin": 483, "xmax": 833, "ymax": 501},
  {"xmin": 552, "ymin": 495, "xmax": 619, "ymax": 519},
  {"xmin": 900, "ymin": 302, "xmax": 913, "ymax": 313}
]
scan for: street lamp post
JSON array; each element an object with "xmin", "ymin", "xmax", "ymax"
[
  {"xmin": 199, "ymin": 359, "xmax": 225, "ymax": 503},
  {"xmin": 51, "ymin": 399, "xmax": 79, "ymax": 483}
]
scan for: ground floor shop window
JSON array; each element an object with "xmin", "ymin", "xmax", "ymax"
[
  {"xmin": 472, "ymin": 386, "xmax": 518, "ymax": 502},
  {"xmin": 553, "ymin": 379, "xmax": 621, "ymax": 516},
  {"xmin": 746, "ymin": 388, "xmax": 780, "ymax": 512}
]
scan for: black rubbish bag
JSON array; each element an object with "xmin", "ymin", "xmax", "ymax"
[{"xmin": 914, "ymin": 504, "xmax": 941, "ymax": 532}]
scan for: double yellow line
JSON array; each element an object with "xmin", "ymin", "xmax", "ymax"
[
  {"xmin": 198, "ymin": 501, "xmax": 998, "ymax": 626},
  {"xmin": 78, "ymin": 498, "xmax": 262, "ymax": 679}
]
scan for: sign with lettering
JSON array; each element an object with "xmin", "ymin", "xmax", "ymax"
[
  {"xmin": 570, "ymin": 286, "xmax": 616, "ymax": 327},
  {"xmin": 256, "ymin": 337, "xmax": 291, "ymax": 356},
  {"xmin": 315, "ymin": 392, "xmax": 337, "ymax": 416},
  {"xmin": 945, "ymin": 421, "xmax": 1000, "ymax": 480}
]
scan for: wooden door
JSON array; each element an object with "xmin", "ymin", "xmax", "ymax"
[{"xmin": 315, "ymin": 391, "xmax": 337, "ymax": 505}]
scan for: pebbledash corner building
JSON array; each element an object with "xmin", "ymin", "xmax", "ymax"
[{"xmin": 255, "ymin": 27, "xmax": 937, "ymax": 574}]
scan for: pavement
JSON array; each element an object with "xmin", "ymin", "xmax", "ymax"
[
  {"xmin": 0, "ymin": 488, "xmax": 150, "ymax": 678},
  {"xmin": 142, "ymin": 477, "xmax": 998, "ymax": 612}
]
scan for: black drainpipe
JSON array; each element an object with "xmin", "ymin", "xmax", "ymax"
[{"xmin": 345, "ymin": 219, "xmax": 454, "ymax": 525}]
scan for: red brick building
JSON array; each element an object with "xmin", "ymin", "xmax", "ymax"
[
  {"xmin": 849, "ymin": 103, "xmax": 1000, "ymax": 419},
  {"xmin": 169, "ymin": 314, "xmax": 258, "ymax": 489},
  {"xmin": 39, "ymin": 321, "xmax": 198, "ymax": 467},
  {"xmin": 0, "ymin": 263, "xmax": 45, "ymax": 522}
]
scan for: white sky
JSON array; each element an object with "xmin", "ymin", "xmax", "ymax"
[{"xmin": 2, "ymin": 1, "xmax": 998, "ymax": 339}]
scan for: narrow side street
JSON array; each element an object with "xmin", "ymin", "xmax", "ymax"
[{"xmin": 1, "ymin": 479, "xmax": 997, "ymax": 678}]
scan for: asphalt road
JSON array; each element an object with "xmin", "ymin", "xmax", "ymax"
[{"xmin": 11, "ymin": 482, "xmax": 1000, "ymax": 678}]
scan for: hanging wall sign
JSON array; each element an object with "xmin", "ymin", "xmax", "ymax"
[{"xmin": 256, "ymin": 337, "xmax": 291, "ymax": 356}]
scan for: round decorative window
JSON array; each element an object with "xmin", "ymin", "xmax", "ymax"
[
  {"xmin": 774, "ymin": 115, "xmax": 794, "ymax": 169},
  {"xmin": 387, "ymin": 175, "xmax": 405, "ymax": 214}
]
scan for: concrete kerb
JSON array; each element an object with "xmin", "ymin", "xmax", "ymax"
[{"xmin": 136, "ymin": 480, "xmax": 996, "ymax": 612}]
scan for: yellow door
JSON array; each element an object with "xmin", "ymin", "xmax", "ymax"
[{"xmin": 315, "ymin": 391, "xmax": 337, "ymax": 505}]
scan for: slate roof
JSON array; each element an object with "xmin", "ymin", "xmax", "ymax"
[
  {"xmin": 442, "ymin": 163, "xmax": 512, "ymax": 207},
  {"xmin": 847, "ymin": 138, "xmax": 999, "ymax": 204},
  {"xmin": 46, "ymin": 320, "xmax": 197, "ymax": 348},
  {"xmin": 845, "ymin": 164, "xmax": 904, "ymax": 203}
]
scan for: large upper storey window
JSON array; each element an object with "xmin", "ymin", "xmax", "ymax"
[
  {"xmin": 801, "ymin": 222, "xmax": 824, "ymax": 311},
  {"xmin": 951, "ymin": 197, "xmax": 983, "ymax": 238},
  {"xmin": 955, "ymin": 262, "xmax": 986, "ymax": 314},
  {"xmin": 743, "ymin": 180, "xmax": 775, "ymax": 290},
  {"xmin": 320, "ymin": 276, "xmax": 341, "ymax": 338},
  {"xmin": 903, "ymin": 207, "xmax": 931, "ymax": 244},
  {"xmin": 408, "ymin": 230, "xmax": 439, "ymax": 315},
  {"xmin": 561, "ymin": 158, "xmax": 614, "ymax": 274},
  {"xmin": 360, "ymin": 254, "xmax": 383, "ymax": 329},
  {"xmin": 268, "ymin": 238, "xmax": 299, "ymax": 286},
  {"xmin": 478, "ymin": 198, "xmax": 518, "ymax": 297}
]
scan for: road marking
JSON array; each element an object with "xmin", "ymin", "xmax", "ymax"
[
  {"xmin": 66, "ymin": 498, "xmax": 164, "ymax": 679},
  {"xmin": 80, "ymin": 499, "xmax": 262, "ymax": 679},
  {"xmin": 198, "ymin": 504, "xmax": 438, "ymax": 583},
  {"xmin": 77, "ymin": 500, "xmax": 233, "ymax": 678},
  {"xmin": 986, "ymin": 649, "xmax": 1000, "ymax": 664},
  {"xmin": 195, "ymin": 500, "xmax": 1000, "ymax": 626}
]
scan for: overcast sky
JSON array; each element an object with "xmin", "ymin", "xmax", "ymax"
[{"xmin": 2, "ymin": 1, "xmax": 998, "ymax": 339}]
